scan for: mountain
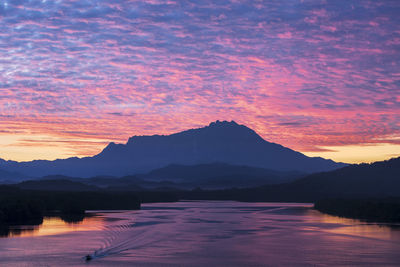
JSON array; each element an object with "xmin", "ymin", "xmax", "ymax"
[{"xmin": 0, "ymin": 120, "xmax": 346, "ymax": 177}]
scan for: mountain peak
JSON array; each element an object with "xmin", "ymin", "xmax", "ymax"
[{"xmin": 208, "ymin": 120, "xmax": 238, "ymax": 127}]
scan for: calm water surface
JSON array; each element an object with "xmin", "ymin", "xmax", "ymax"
[{"xmin": 0, "ymin": 201, "xmax": 399, "ymax": 266}]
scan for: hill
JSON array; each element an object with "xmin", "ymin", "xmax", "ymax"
[
  {"xmin": 17, "ymin": 179, "xmax": 98, "ymax": 192},
  {"xmin": 144, "ymin": 162, "xmax": 302, "ymax": 182},
  {"xmin": 194, "ymin": 157, "xmax": 400, "ymax": 202},
  {"xmin": 140, "ymin": 162, "xmax": 302, "ymax": 189},
  {"xmin": 291, "ymin": 157, "xmax": 400, "ymax": 197}
]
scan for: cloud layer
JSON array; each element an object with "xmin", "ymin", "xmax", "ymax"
[{"xmin": 0, "ymin": 0, "xmax": 399, "ymax": 162}]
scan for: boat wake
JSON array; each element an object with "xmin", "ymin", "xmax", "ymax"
[{"xmin": 84, "ymin": 212, "xmax": 176, "ymax": 261}]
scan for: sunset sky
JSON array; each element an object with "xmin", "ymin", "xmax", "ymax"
[{"xmin": 0, "ymin": 0, "xmax": 399, "ymax": 163}]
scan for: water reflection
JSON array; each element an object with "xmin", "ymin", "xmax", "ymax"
[
  {"xmin": 60, "ymin": 213, "xmax": 86, "ymax": 223},
  {"xmin": 308, "ymin": 209, "xmax": 400, "ymax": 241},
  {"xmin": 0, "ymin": 215, "xmax": 104, "ymax": 238},
  {"xmin": 0, "ymin": 202, "xmax": 399, "ymax": 267}
]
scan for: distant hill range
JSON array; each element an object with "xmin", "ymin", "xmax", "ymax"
[
  {"xmin": 0, "ymin": 120, "xmax": 346, "ymax": 178},
  {"xmin": 10, "ymin": 157, "xmax": 400, "ymax": 202},
  {"xmin": 23, "ymin": 163, "xmax": 303, "ymax": 190}
]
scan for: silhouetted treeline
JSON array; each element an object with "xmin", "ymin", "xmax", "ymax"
[
  {"xmin": 0, "ymin": 186, "xmax": 140, "ymax": 225},
  {"xmin": 0, "ymin": 197, "xmax": 44, "ymax": 225},
  {"xmin": 314, "ymin": 198, "xmax": 400, "ymax": 223}
]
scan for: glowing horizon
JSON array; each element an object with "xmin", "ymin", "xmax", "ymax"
[{"xmin": 1, "ymin": 0, "xmax": 399, "ymax": 164}]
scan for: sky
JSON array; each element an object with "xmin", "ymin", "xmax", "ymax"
[{"xmin": 0, "ymin": 0, "xmax": 399, "ymax": 164}]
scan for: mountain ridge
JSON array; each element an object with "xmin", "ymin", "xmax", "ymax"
[{"xmin": 0, "ymin": 120, "xmax": 346, "ymax": 178}]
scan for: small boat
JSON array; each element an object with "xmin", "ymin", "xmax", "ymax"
[{"xmin": 85, "ymin": 254, "xmax": 93, "ymax": 261}]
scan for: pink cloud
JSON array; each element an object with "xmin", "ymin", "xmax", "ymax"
[{"xmin": 0, "ymin": 0, "xmax": 399, "ymax": 162}]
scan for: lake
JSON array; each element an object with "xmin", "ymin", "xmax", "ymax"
[{"xmin": 0, "ymin": 201, "xmax": 399, "ymax": 266}]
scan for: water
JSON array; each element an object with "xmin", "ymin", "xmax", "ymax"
[{"xmin": 0, "ymin": 201, "xmax": 399, "ymax": 266}]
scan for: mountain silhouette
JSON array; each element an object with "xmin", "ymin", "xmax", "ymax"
[{"xmin": 0, "ymin": 120, "xmax": 346, "ymax": 177}]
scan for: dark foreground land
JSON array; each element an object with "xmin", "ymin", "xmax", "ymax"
[{"xmin": 2, "ymin": 184, "xmax": 400, "ymax": 229}]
